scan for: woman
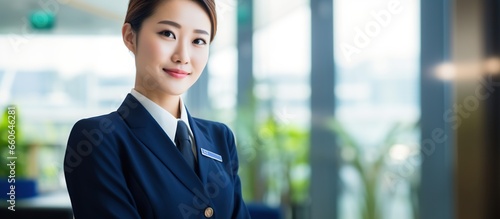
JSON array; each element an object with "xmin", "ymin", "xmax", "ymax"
[{"xmin": 64, "ymin": 0, "xmax": 251, "ymax": 218}]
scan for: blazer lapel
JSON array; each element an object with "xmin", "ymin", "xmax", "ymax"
[
  {"xmin": 117, "ymin": 94, "xmax": 203, "ymax": 194},
  {"xmin": 187, "ymin": 110, "xmax": 224, "ymax": 186}
]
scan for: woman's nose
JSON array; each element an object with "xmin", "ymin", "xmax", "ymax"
[{"xmin": 171, "ymin": 43, "xmax": 190, "ymax": 64}]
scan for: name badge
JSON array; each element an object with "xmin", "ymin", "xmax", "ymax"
[{"xmin": 201, "ymin": 148, "xmax": 223, "ymax": 162}]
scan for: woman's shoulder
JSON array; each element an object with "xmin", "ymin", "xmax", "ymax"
[
  {"xmin": 71, "ymin": 112, "xmax": 122, "ymax": 131},
  {"xmin": 68, "ymin": 112, "xmax": 126, "ymax": 144},
  {"xmin": 64, "ymin": 112, "xmax": 126, "ymax": 175},
  {"xmin": 192, "ymin": 117, "xmax": 233, "ymax": 134}
]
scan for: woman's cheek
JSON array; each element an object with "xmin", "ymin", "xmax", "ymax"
[
  {"xmin": 194, "ymin": 50, "xmax": 210, "ymax": 72},
  {"xmin": 148, "ymin": 41, "xmax": 167, "ymax": 60}
]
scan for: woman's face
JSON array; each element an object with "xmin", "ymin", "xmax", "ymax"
[{"xmin": 127, "ymin": 0, "xmax": 212, "ymax": 97}]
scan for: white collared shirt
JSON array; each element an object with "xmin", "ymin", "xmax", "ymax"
[{"xmin": 130, "ymin": 89, "xmax": 196, "ymax": 158}]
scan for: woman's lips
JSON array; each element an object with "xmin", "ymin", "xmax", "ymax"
[{"xmin": 163, "ymin": 68, "xmax": 190, "ymax": 79}]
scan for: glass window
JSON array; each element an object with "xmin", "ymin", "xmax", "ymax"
[
  {"xmin": 333, "ymin": 0, "xmax": 421, "ymax": 218},
  {"xmin": 0, "ymin": 35, "xmax": 134, "ymax": 191},
  {"xmin": 242, "ymin": 0, "xmax": 311, "ymax": 209},
  {"xmin": 207, "ymin": 0, "xmax": 238, "ymax": 120}
]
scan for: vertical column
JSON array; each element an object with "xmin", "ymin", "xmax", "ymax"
[
  {"xmin": 419, "ymin": 0, "xmax": 454, "ymax": 219},
  {"xmin": 236, "ymin": 0, "xmax": 259, "ymax": 201},
  {"xmin": 483, "ymin": 0, "xmax": 500, "ymax": 217},
  {"xmin": 452, "ymin": 0, "xmax": 492, "ymax": 218},
  {"xmin": 237, "ymin": 0, "xmax": 254, "ymax": 108},
  {"xmin": 310, "ymin": 0, "xmax": 336, "ymax": 218}
]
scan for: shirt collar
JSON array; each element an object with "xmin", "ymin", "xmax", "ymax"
[{"xmin": 130, "ymin": 89, "xmax": 193, "ymax": 145}]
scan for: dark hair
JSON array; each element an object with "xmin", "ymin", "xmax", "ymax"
[{"xmin": 124, "ymin": 0, "xmax": 217, "ymax": 42}]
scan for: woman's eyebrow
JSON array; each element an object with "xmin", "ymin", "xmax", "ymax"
[
  {"xmin": 158, "ymin": 20, "xmax": 181, "ymax": 28},
  {"xmin": 194, "ymin": 29, "xmax": 209, "ymax": 36},
  {"xmin": 158, "ymin": 20, "xmax": 209, "ymax": 36}
]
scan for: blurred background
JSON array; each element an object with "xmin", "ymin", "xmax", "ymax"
[{"xmin": 0, "ymin": 0, "xmax": 499, "ymax": 218}]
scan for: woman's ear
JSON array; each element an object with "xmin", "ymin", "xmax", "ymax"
[{"xmin": 122, "ymin": 23, "xmax": 137, "ymax": 54}]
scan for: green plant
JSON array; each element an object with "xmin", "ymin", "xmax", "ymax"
[
  {"xmin": 257, "ymin": 116, "xmax": 309, "ymax": 205},
  {"xmin": 328, "ymin": 118, "xmax": 419, "ymax": 219},
  {"xmin": 235, "ymin": 110, "xmax": 310, "ymax": 207}
]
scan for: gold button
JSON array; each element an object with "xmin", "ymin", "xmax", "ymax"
[{"xmin": 204, "ymin": 207, "xmax": 214, "ymax": 218}]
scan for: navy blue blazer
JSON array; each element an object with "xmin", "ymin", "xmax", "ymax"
[{"xmin": 64, "ymin": 94, "xmax": 250, "ymax": 219}]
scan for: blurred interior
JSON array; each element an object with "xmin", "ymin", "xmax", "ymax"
[{"xmin": 0, "ymin": 0, "xmax": 499, "ymax": 218}]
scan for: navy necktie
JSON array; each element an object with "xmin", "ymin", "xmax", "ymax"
[{"xmin": 175, "ymin": 120, "xmax": 198, "ymax": 176}]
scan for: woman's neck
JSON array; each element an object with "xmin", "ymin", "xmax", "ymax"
[{"xmin": 134, "ymin": 86, "xmax": 181, "ymax": 118}]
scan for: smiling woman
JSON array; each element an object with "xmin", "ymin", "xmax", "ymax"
[
  {"xmin": 63, "ymin": 0, "xmax": 251, "ymax": 218},
  {"xmin": 122, "ymin": 0, "xmax": 213, "ymax": 117}
]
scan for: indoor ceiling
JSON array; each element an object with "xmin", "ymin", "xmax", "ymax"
[{"xmin": 0, "ymin": 0, "xmax": 127, "ymax": 35}]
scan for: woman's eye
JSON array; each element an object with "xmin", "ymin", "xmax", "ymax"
[
  {"xmin": 159, "ymin": 31, "xmax": 175, "ymax": 39},
  {"xmin": 193, "ymin": 38, "xmax": 207, "ymax": 45}
]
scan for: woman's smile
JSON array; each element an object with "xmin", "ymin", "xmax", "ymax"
[{"xmin": 163, "ymin": 68, "xmax": 191, "ymax": 79}]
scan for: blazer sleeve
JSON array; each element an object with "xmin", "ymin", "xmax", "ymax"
[
  {"xmin": 224, "ymin": 125, "xmax": 252, "ymax": 218},
  {"xmin": 64, "ymin": 118, "xmax": 141, "ymax": 219}
]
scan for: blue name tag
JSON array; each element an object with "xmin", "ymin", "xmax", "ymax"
[{"xmin": 201, "ymin": 148, "xmax": 223, "ymax": 162}]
